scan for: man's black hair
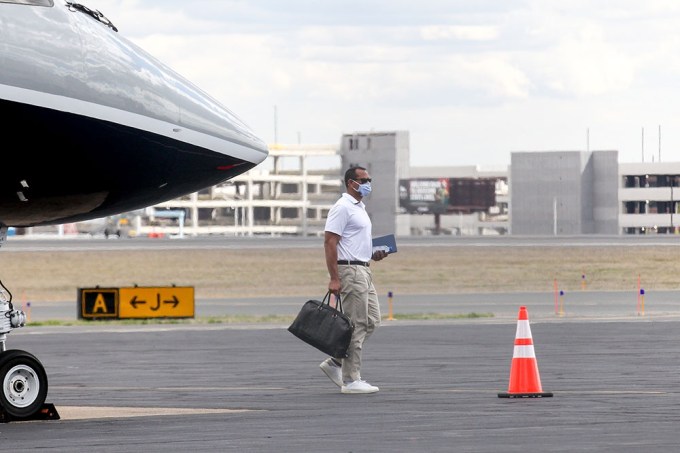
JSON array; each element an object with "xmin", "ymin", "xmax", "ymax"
[{"xmin": 344, "ymin": 166, "xmax": 366, "ymax": 186}]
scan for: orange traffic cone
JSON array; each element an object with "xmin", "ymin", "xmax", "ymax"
[{"xmin": 498, "ymin": 305, "xmax": 553, "ymax": 398}]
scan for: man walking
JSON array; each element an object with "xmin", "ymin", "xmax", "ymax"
[{"xmin": 320, "ymin": 166, "xmax": 388, "ymax": 394}]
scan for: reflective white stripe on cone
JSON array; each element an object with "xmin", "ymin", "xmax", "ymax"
[{"xmin": 498, "ymin": 305, "xmax": 553, "ymax": 398}]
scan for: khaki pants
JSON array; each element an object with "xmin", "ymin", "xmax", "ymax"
[{"xmin": 337, "ymin": 265, "xmax": 381, "ymax": 383}]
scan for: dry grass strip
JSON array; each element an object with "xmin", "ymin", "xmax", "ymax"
[{"xmin": 0, "ymin": 245, "xmax": 677, "ymax": 302}]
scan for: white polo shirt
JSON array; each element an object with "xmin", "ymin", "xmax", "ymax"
[{"xmin": 325, "ymin": 193, "xmax": 373, "ymax": 262}]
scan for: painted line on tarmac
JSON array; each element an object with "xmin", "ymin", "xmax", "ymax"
[
  {"xmin": 54, "ymin": 406, "xmax": 262, "ymax": 420},
  {"xmin": 53, "ymin": 385, "xmax": 286, "ymax": 391}
]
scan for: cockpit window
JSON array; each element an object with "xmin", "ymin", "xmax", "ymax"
[{"xmin": 0, "ymin": 0, "xmax": 54, "ymax": 6}]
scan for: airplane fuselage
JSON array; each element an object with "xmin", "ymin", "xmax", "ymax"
[{"xmin": 0, "ymin": 0, "xmax": 268, "ymax": 227}]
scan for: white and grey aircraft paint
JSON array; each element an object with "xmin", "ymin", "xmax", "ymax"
[{"xmin": 0, "ymin": 0, "xmax": 269, "ymax": 420}]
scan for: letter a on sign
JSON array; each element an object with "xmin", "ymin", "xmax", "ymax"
[{"xmin": 93, "ymin": 293, "xmax": 108, "ymax": 313}]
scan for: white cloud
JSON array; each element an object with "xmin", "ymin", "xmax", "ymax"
[
  {"xmin": 459, "ymin": 57, "xmax": 531, "ymax": 99},
  {"xmin": 420, "ymin": 25, "xmax": 499, "ymax": 41},
  {"xmin": 539, "ymin": 25, "xmax": 635, "ymax": 96}
]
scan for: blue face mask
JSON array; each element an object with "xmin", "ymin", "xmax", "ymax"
[{"xmin": 356, "ymin": 181, "xmax": 372, "ymax": 197}]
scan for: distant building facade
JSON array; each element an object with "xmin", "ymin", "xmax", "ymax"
[
  {"xmin": 510, "ymin": 151, "xmax": 619, "ymax": 235},
  {"xmin": 619, "ymin": 162, "xmax": 680, "ymax": 234}
]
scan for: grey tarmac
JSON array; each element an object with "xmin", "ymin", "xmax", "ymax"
[{"xmin": 3, "ymin": 313, "xmax": 680, "ymax": 452}]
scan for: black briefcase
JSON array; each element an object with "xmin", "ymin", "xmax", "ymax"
[{"xmin": 288, "ymin": 291, "xmax": 354, "ymax": 358}]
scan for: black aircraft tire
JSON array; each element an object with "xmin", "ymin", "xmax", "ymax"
[{"xmin": 0, "ymin": 350, "xmax": 48, "ymax": 419}]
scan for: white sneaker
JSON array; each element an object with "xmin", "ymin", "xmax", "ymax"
[
  {"xmin": 319, "ymin": 358, "xmax": 343, "ymax": 387},
  {"xmin": 341, "ymin": 380, "xmax": 379, "ymax": 394}
]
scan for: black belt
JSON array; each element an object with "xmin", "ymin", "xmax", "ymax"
[{"xmin": 337, "ymin": 260, "xmax": 369, "ymax": 267}]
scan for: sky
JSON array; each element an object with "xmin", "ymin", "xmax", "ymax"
[{"xmin": 89, "ymin": 0, "xmax": 680, "ymax": 168}]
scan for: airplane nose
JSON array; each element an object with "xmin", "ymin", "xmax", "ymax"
[{"xmin": 169, "ymin": 85, "xmax": 269, "ymax": 164}]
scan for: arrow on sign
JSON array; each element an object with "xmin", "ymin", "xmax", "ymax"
[
  {"xmin": 130, "ymin": 296, "xmax": 146, "ymax": 309},
  {"xmin": 164, "ymin": 295, "xmax": 179, "ymax": 308}
]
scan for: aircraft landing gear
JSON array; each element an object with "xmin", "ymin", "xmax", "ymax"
[
  {"xmin": 0, "ymin": 350, "xmax": 50, "ymax": 419},
  {"xmin": 0, "ymin": 227, "xmax": 59, "ymax": 422}
]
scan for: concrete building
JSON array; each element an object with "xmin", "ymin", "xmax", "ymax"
[{"xmin": 510, "ymin": 150, "xmax": 619, "ymax": 235}]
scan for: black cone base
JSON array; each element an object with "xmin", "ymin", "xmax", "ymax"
[{"xmin": 498, "ymin": 392, "xmax": 553, "ymax": 398}]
